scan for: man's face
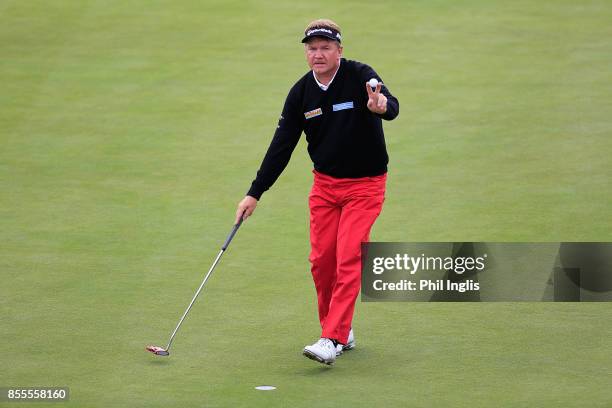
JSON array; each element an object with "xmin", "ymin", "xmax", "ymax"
[{"xmin": 305, "ymin": 37, "xmax": 343, "ymax": 77}]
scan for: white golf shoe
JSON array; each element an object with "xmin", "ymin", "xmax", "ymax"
[
  {"xmin": 336, "ymin": 328, "xmax": 356, "ymax": 356},
  {"xmin": 303, "ymin": 338, "xmax": 336, "ymax": 365}
]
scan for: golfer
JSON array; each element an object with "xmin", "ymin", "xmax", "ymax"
[{"xmin": 235, "ymin": 19, "xmax": 399, "ymax": 365}]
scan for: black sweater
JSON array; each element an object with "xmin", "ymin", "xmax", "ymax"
[{"xmin": 247, "ymin": 58, "xmax": 399, "ymax": 200}]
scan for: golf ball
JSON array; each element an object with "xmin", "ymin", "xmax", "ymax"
[{"xmin": 368, "ymin": 78, "xmax": 379, "ymax": 89}]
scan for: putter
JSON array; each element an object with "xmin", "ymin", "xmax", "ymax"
[{"xmin": 146, "ymin": 213, "xmax": 245, "ymax": 357}]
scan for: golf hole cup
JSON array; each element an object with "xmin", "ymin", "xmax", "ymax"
[{"xmin": 255, "ymin": 386, "xmax": 276, "ymax": 391}]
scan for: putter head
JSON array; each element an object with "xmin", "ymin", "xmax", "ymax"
[{"xmin": 146, "ymin": 345, "xmax": 170, "ymax": 356}]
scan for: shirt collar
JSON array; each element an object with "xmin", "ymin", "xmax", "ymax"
[{"xmin": 312, "ymin": 61, "xmax": 341, "ymax": 91}]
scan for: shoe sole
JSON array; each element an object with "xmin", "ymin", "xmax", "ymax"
[{"xmin": 303, "ymin": 349, "xmax": 334, "ymax": 365}]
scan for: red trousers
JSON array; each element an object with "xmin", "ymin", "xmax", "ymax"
[{"xmin": 308, "ymin": 170, "xmax": 386, "ymax": 345}]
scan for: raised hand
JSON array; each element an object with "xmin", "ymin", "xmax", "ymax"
[{"xmin": 366, "ymin": 82, "xmax": 387, "ymax": 114}]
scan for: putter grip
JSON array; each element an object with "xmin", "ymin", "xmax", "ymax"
[{"xmin": 222, "ymin": 215, "xmax": 244, "ymax": 250}]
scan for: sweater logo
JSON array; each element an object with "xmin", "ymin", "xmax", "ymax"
[
  {"xmin": 332, "ymin": 101, "xmax": 354, "ymax": 111},
  {"xmin": 304, "ymin": 108, "xmax": 323, "ymax": 120}
]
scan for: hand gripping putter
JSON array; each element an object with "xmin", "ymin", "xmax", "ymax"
[{"xmin": 146, "ymin": 215, "xmax": 245, "ymax": 357}]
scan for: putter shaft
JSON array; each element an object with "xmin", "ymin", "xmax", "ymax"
[
  {"xmin": 165, "ymin": 249, "xmax": 224, "ymax": 351},
  {"xmin": 162, "ymin": 215, "xmax": 244, "ymax": 353}
]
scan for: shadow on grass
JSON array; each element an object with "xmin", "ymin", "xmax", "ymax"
[
  {"xmin": 296, "ymin": 348, "xmax": 364, "ymax": 376},
  {"xmin": 146, "ymin": 358, "xmax": 171, "ymax": 366},
  {"xmin": 299, "ymin": 365, "xmax": 335, "ymax": 376}
]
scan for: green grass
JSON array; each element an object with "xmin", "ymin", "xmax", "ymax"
[{"xmin": 1, "ymin": 0, "xmax": 611, "ymax": 407}]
